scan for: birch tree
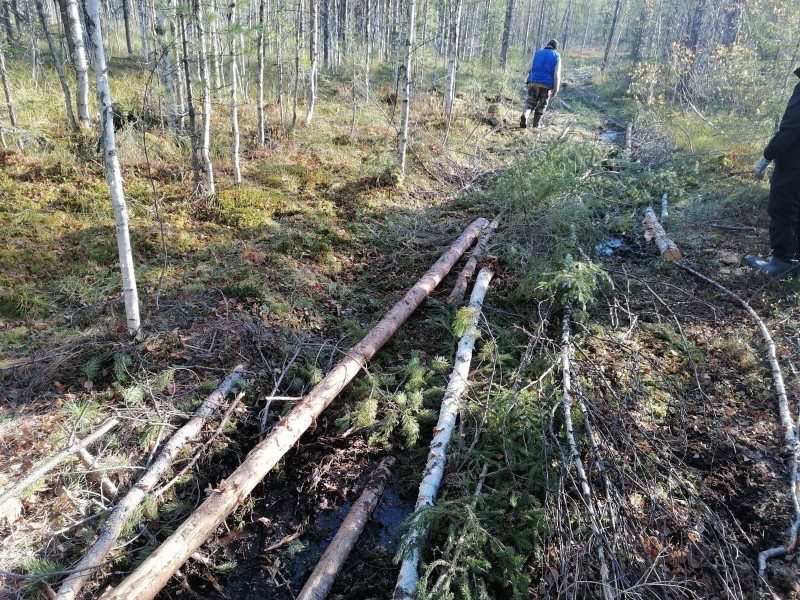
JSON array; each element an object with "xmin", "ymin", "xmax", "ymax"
[
  {"xmin": 228, "ymin": 0, "xmax": 241, "ymax": 182},
  {"xmin": 499, "ymin": 0, "xmax": 514, "ymax": 68},
  {"xmin": 443, "ymin": 0, "xmax": 462, "ymax": 116},
  {"xmin": 64, "ymin": 0, "xmax": 91, "ymax": 126},
  {"xmin": 195, "ymin": 0, "xmax": 215, "ymax": 195},
  {"xmin": 0, "ymin": 41, "xmax": 17, "ymax": 135},
  {"xmin": 306, "ymin": 0, "xmax": 320, "ymax": 125},
  {"xmin": 397, "ymin": 0, "xmax": 416, "ymax": 177},
  {"xmin": 85, "ymin": 0, "xmax": 141, "ymax": 335},
  {"xmin": 155, "ymin": 0, "xmax": 177, "ymax": 131},
  {"xmin": 257, "ymin": 0, "xmax": 266, "ymax": 145},
  {"xmin": 35, "ymin": 0, "xmax": 77, "ymax": 130}
]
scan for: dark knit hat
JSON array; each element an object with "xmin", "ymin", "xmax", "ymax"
[{"xmin": 546, "ymin": 39, "xmax": 558, "ymax": 50}]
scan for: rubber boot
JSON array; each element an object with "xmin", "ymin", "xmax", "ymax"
[
  {"xmin": 531, "ymin": 113, "xmax": 542, "ymax": 129},
  {"xmin": 745, "ymin": 255, "xmax": 799, "ymax": 279},
  {"xmin": 520, "ymin": 110, "xmax": 530, "ymax": 129}
]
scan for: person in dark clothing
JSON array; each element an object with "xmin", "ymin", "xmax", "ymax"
[
  {"xmin": 746, "ymin": 67, "xmax": 800, "ymax": 278},
  {"xmin": 520, "ymin": 39, "xmax": 561, "ymax": 130}
]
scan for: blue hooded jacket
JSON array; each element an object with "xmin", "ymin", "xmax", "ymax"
[{"xmin": 527, "ymin": 47, "xmax": 560, "ymax": 88}]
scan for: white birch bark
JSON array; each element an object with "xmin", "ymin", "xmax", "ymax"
[
  {"xmin": 305, "ymin": 0, "xmax": 319, "ymax": 125},
  {"xmin": 394, "ymin": 267, "xmax": 494, "ymax": 600},
  {"xmin": 55, "ymin": 366, "xmax": 245, "ymax": 600},
  {"xmin": 65, "ymin": 0, "xmax": 91, "ymax": 126},
  {"xmin": 642, "ymin": 207, "xmax": 681, "ymax": 260},
  {"xmin": 195, "ymin": 0, "xmax": 215, "ymax": 195},
  {"xmin": 99, "ymin": 218, "xmax": 489, "ymax": 600},
  {"xmin": 397, "ymin": 0, "xmax": 416, "ymax": 176},
  {"xmin": 139, "ymin": 0, "xmax": 151, "ymax": 60},
  {"xmin": 86, "ymin": 0, "xmax": 141, "ymax": 334},
  {"xmin": 0, "ymin": 41, "xmax": 17, "ymax": 130},
  {"xmin": 257, "ymin": 0, "xmax": 265, "ymax": 145},
  {"xmin": 229, "ymin": 0, "xmax": 241, "ymax": 181}
]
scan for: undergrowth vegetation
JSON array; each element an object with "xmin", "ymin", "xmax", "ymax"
[{"xmin": 1, "ymin": 39, "xmax": 797, "ymax": 600}]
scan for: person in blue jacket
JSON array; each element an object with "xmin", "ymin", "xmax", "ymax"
[
  {"xmin": 520, "ymin": 39, "xmax": 561, "ymax": 129},
  {"xmin": 747, "ymin": 67, "xmax": 800, "ymax": 278}
]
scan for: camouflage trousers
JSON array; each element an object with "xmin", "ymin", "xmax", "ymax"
[{"xmin": 523, "ymin": 82, "xmax": 552, "ymax": 119}]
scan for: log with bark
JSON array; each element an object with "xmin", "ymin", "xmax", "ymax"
[
  {"xmin": 394, "ymin": 266, "xmax": 494, "ymax": 600},
  {"xmin": 99, "ymin": 217, "xmax": 489, "ymax": 600},
  {"xmin": 0, "ymin": 418, "xmax": 119, "ymax": 526},
  {"xmin": 55, "ymin": 365, "xmax": 245, "ymax": 600},
  {"xmin": 642, "ymin": 207, "xmax": 681, "ymax": 260},
  {"xmin": 297, "ymin": 456, "xmax": 396, "ymax": 600}
]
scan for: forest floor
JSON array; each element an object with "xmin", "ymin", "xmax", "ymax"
[{"xmin": 2, "ymin": 58, "xmax": 800, "ymax": 600}]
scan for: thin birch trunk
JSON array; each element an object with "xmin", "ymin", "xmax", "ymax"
[
  {"xmin": 291, "ymin": 0, "xmax": 301, "ymax": 128},
  {"xmin": 195, "ymin": 0, "xmax": 215, "ymax": 195},
  {"xmin": 397, "ymin": 0, "xmax": 415, "ymax": 176},
  {"xmin": 55, "ymin": 366, "xmax": 245, "ymax": 600},
  {"xmin": 443, "ymin": 0, "xmax": 461, "ymax": 116},
  {"xmin": 35, "ymin": 0, "xmax": 77, "ymax": 130},
  {"xmin": 229, "ymin": 0, "xmax": 241, "ymax": 182},
  {"xmin": 98, "ymin": 218, "xmax": 489, "ymax": 600},
  {"xmin": 305, "ymin": 0, "xmax": 319, "ymax": 125},
  {"xmin": 256, "ymin": 0, "xmax": 265, "ymax": 145},
  {"xmin": 156, "ymin": 0, "xmax": 177, "ymax": 131},
  {"xmin": 139, "ymin": 0, "xmax": 151, "ymax": 60},
  {"xmin": 179, "ymin": 12, "xmax": 201, "ymax": 191},
  {"xmin": 499, "ymin": 0, "xmax": 514, "ymax": 69},
  {"xmin": 0, "ymin": 42, "xmax": 17, "ymax": 132},
  {"xmin": 121, "ymin": 0, "xmax": 133, "ymax": 53},
  {"xmin": 65, "ymin": 0, "xmax": 91, "ymax": 126},
  {"xmin": 297, "ymin": 456, "xmax": 396, "ymax": 600},
  {"xmin": 0, "ymin": 418, "xmax": 120, "ymax": 522},
  {"xmin": 559, "ymin": 303, "xmax": 615, "ymax": 600},
  {"xmin": 394, "ymin": 267, "xmax": 494, "ymax": 600}
]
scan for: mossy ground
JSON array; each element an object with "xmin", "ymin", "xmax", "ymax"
[{"xmin": 2, "ymin": 45, "xmax": 799, "ymax": 599}]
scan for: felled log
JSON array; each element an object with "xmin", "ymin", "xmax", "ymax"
[
  {"xmin": 99, "ymin": 217, "xmax": 489, "ymax": 600},
  {"xmin": 446, "ymin": 218, "xmax": 498, "ymax": 304},
  {"xmin": 394, "ymin": 267, "xmax": 494, "ymax": 600},
  {"xmin": 55, "ymin": 365, "xmax": 245, "ymax": 600},
  {"xmin": 642, "ymin": 207, "xmax": 681, "ymax": 260},
  {"xmin": 0, "ymin": 417, "xmax": 119, "ymax": 525},
  {"xmin": 297, "ymin": 456, "xmax": 396, "ymax": 600}
]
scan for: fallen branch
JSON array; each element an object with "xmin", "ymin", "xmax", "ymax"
[
  {"xmin": 297, "ymin": 456, "xmax": 396, "ymax": 600},
  {"xmin": 447, "ymin": 218, "xmax": 498, "ymax": 304},
  {"xmin": 0, "ymin": 418, "xmax": 119, "ymax": 525},
  {"xmin": 76, "ymin": 448, "xmax": 118, "ymax": 501},
  {"xmin": 55, "ymin": 365, "xmax": 246, "ymax": 600},
  {"xmin": 674, "ymin": 261, "xmax": 798, "ymax": 576},
  {"xmin": 707, "ymin": 223, "xmax": 757, "ymax": 232},
  {"xmin": 559, "ymin": 304, "xmax": 615, "ymax": 600},
  {"xmin": 642, "ymin": 207, "xmax": 681, "ymax": 260},
  {"xmin": 625, "ymin": 122, "xmax": 633, "ymax": 155},
  {"xmin": 99, "ymin": 218, "xmax": 489, "ymax": 600},
  {"xmin": 394, "ymin": 267, "xmax": 494, "ymax": 600},
  {"xmin": 660, "ymin": 193, "xmax": 669, "ymax": 221}
]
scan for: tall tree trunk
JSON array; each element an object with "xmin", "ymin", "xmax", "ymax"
[
  {"xmin": 121, "ymin": 0, "xmax": 133, "ymax": 54},
  {"xmin": 499, "ymin": 0, "xmax": 514, "ymax": 69},
  {"xmin": 291, "ymin": 0, "xmax": 301, "ymax": 128},
  {"xmin": 65, "ymin": 0, "xmax": 91, "ymax": 126},
  {"xmin": 195, "ymin": 0, "xmax": 215, "ymax": 195},
  {"xmin": 138, "ymin": 0, "xmax": 150, "ymax": 60},
  {"xmin": 35, "ymin": 0, "xmax": 77, "ymax": 130},
  {"xmin": 179, "ymin": 10, "xmax": 201, "ymax": 191},
  {"xmin": 305, "ymin": 0, "xmax": 319, "ymax": 124},
  {"xmin": 156, "ymin": 0, "xmax": 177, "ymax": 131},
  {"xmin": 444, "ymin": 0, "xmax": 461, "ymax": 115},
  {"xmin": 257, "ymin": 0, "xmax": 265, "ymax": 145},
  {"xmin": 0, "ymin": 0, "xmax": 13, "ymax": 43},
  {"xmin": 601, "ymin": 0, "xmax": 622, "ymax": 72},
  {"xmin": 85, "ymin": 0, "xmax": 141, "ymax": 334},
  {"xmin": 0, "ymin": 33, "xmax": 14, "ymax": 127},
  {"xmin": 397, "ymin": 0, "xmax": 415, "ymax": 177},
  {"xmin": 228, "ymin": 0, "xmax": 241, "ymax": 182}
]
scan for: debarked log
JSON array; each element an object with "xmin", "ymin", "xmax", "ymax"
[{"xmin": 297, "ymin": 456, "xmax": 396, "ymax": 600}]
